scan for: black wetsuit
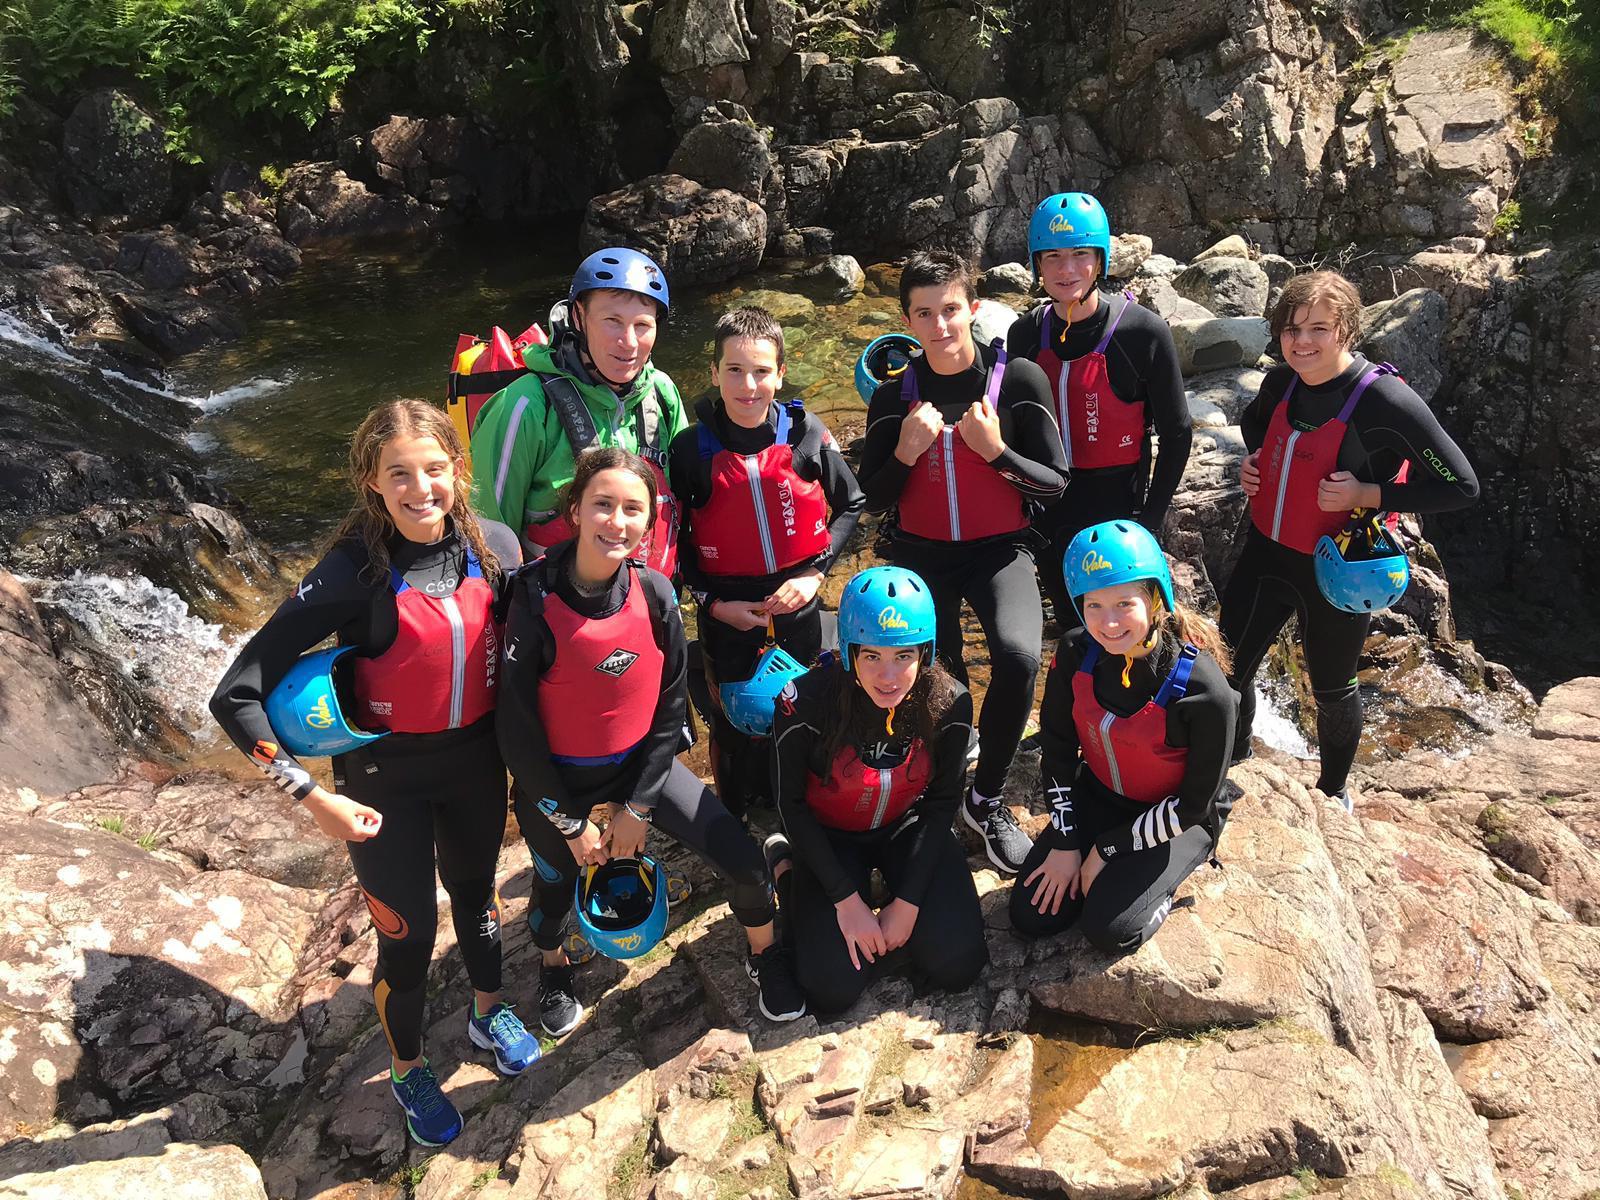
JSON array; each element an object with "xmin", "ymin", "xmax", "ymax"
[
  {"xmin": 1010, "ymin": 629, "xmax": 1236, "ymax": 952},
  {"xmin": 857, "ymin": 343, "xmax": 1067, "ymax": 798},
  {"xmin": 1007, "ymin": 294, "xmax": 1192, "ymax": 619},
  {"xmin": 210, "ymin": 523, "xmax": 518, "ymax": 1062},
  {"xmin": 496, "ymin": 542, "xmax": 773, "ymax": 951},
  {"xmin": 772, "ymin": 666, "xmax": 986, "ymax": 1013},
  {"xmin": 670, "ymin": 394, "xmax": 864, "ymax": 816},
  {"xmin": 1221, "ymin": 356, "xmax": 1479, "ymax": 794}
]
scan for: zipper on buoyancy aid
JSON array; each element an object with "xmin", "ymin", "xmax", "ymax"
[{"xmin": 1270, "ymin": 430, "xmax": 1302, "ymax": 543}]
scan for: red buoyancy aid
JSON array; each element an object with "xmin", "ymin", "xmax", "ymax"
[
  {"xmin": 536, "ymin": 564, "xmax": 665, "ymax": 763},
  {"xmin": 1250, "ymin": 364, "xmax": 1396, "ymax": 554},
  {"xmin": 353, "ymin": 549, "xmax": 499, "ymax": 734},
  {"xmin": 1072, "ymin": 640, "xmax": 1197, "ymax": 805},
  {"xmin": 896, "ymin": 346, "xmax": 1028, "ymax": 542},
  {"xmin": 803, "ymin": 742, "xmax": 932, "ymax": 832},
  {"xmin": 446, "ymin": 323, "xmax": 547, "ymax": 449},
  {"xmin": 691, "ymin": 402, "xmax": 830, "ymax": 576},
  {"xmin": 1034, "ymin": 292, "xmax": 1143, "ymax": 469}
]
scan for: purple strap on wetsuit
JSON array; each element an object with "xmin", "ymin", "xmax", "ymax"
[
  {"xmin": 903, "ymin": 339, "xmax": 1008, "ymax": 407},
  {"xmin": 1044, "ymin": 289, "xmax": 1136, "ymax": 357},
  {"xmin": 1280, "ymin": 362, "xmax": 1398, "ymax": 421}
]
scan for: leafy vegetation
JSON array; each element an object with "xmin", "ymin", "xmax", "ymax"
[
  {"xmin": 0, "ymin": 0, "xmax": 553, "ymax": 159},
  {"xmin": 1399, "ymin": 0, "xmax": 1594, "ymax": 89}
]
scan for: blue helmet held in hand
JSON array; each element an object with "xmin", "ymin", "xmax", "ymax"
[
  {"xmin": 1063, "ymin": 520, "xmax": 1175, "ymax": 622},
  {"xmin": 264, "ymin": 646, "xmax": 388, "ymax": 758},
  {"xmin": 719, "ymin": 643, "xmax": 809, "ymax": 737},
  {"xmin": 854, "ymin": 333, "xmax": 920, "ymax": 403},
  {"xmin": 1314, "ymin": 516, "xmax": 1410, "ymax": 613},
  {"xmin": 575, "ymin": 856, "xmax": 669, "ymax": 960},
  {"xmin": 838, "ymin": 566, "xmax": 937, "ymax": 668},
  {"xmin": 1028, "ymin": 193, "xmax": 1112, "ymax": 284},
  {"xmin": 570, "ymin": 247, "xmax": 670, "ymax": 312}
]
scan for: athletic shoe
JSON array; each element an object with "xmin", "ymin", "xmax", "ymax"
[
  {"xmin": 538, "ymin": 964, "xmax": 584, "ymax": 1038},
  {"xmin": 391, "ymin": 1061, "xmax": 463, "ymax": 1147},
  {"xmin": 467, "ymin": 1002, "xmax": 541, "ymax": 1076},
  {"xmin": 747, "ymin": 944, "xmax": 807, "ymax": 1023},
  {"xmin": 962, "ymin": 791, "xmax": 1033, "ymax": 875},
  {"xmin": 1329, "ymin": 788, "xmax": 1355, "ymax": 814}
]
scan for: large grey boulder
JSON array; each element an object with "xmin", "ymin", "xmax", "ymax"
[
  {"xmin": 581, "ymin": 174, "xmax": 766, "ymax": 286},
  {"xmin": 275, "ymin": 162, "xmax": 434, "ymax": 246},
  {"xmin": 61, "ymin": 90, "xmax": 171, "ymax": 225},
  {"xmin": 668, "ymin": 105, "xmax": 774, "ymax": 200},
  {"xmin": 1172, "ymin": 256, "xmax": 1270, "ymax": 318},
  {"xmin": 1169, "ymin": 316, "xmax": 1271, "ymax": 375},
  {"xmin": 1359, "ymin": 287, "xmax": 1449, "ymax": 401}
]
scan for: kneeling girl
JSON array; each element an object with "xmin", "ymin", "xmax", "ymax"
[
  {"xmin": 770, "ymin": 566, "xmax": 988, "ymax": 1015},
  {"xmin": 1009, "ymin": 520, "xmax": 1237, "ymax": 952},
  {"xmin": 496, "ymin": 448, "xmax": 806, "ymax": 1026}
]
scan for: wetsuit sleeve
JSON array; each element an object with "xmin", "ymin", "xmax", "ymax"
[
  {"xmin": 893, "ymin": 687, "xmax": 976, "ymax": 907},
  {"xmin": 208, "ymin": 549, "xmax": 370, "ymax": 801},
  {"xmin": 1005, "ymin": 305, "xmax": 1045, "ymax": 361},
  {"xmin": 1093, "ymin": 652, "xmax": 1236, "ymax": 860},
  {"xmin": 773, "ymin": 690, "xmax": 858, "ymax": 904},
  {"xmin": 469, "ymin": 377, "xmax": 548, "ymax": 530},
  {"xmin": 814, "ymin": 424, "xmax": 865, "ymax": 574},
  {"xmin": 1035, "ymin": 635, "xmax": 1087, "ymax": 854},
  {"xmin": 856, "ymin": 379, "xmax": 914, "ymax": 513},
  {"xmin": 495, "ymin": 570, "xmax": 573, "ymax": 812},
  {"xmin": 1136, "ymin": 317, "xmax": 1192, "ymax": 530},
  {"xmin": 991, "ymin": 357, "xmax": 1068, "ymax": 499},
  {"xmin": 668, "ymin": 428, "xmax": 719, "ymax": 604},
  {"xmin": 1358, "ymin": 377, "xmax": 1480, "ymax": 514},
  {"xmin": 628, "ymin": 570, "xmax": 689, "ymax": 814},
  {"xmin": 1240, "ymin": 369, "xmax": 1291, "ymax": 454}
]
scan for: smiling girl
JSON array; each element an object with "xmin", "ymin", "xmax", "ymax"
[
  {"xmin": 1009, "ymin": 521, "xmax": 1236, "ymax": 951},
  {"xmin": 495, "ymin": 448, "xmax": 804, "ymax": 1025},
  {"xmin": 211, "ymin": 400, "xmax": 534, "ymax": 1148}
]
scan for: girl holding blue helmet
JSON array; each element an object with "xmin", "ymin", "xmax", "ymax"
[
  {"xmin": 1220, "ymin": 271, "xmax": 1478, "ymax": 811},
  {"xmin": 1008, "ymin": 192, "xmax": 1192, "ymax": 625},
  {"xmin": 767, "ymin": 566, "xmax": 988, "ymax": 1015},
  {"xmin": 210, "ymin": 400, "xmax": 537, "ymax": 1148},
  {"xmin": 1009, "ymin": 521, "xmax": 1237, "ymax": 952}
]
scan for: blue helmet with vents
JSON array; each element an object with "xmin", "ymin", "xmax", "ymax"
[
  {"xmin": 1028, "ymin": 192, "xmax": 1112, "ymax": 284},
  {"xmin": 838, "ymin": 566, "xmax": 937, "ymax": 668},
  {"xmin": 1062, "ymin": 520, "xmax": 1175, "ymax": 621}
]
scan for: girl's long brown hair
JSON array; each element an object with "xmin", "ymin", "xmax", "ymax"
[
  {"xmin": 813, "ymin": 653, "xmax": 961, "ymax": 785},
  {"xmin": 1144, "ymin": 585, "xmax": 1233, "ymax": 674},
  {"xmin": 325, "ymin": 400, "xmax": 501, "ymax": 585}
]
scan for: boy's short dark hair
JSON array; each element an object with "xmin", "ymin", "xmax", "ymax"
[
  {"xmin": 899, "ymin": 250, "xmax": 977, "ymax": 313},
  {"xmin": 713, "ymin": 306, "xmax": 786, "ymax": 367}
]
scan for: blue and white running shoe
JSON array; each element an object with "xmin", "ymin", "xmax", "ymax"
[
  {"xmin": 467, "ymin": 1002, "xmax": 542, "ymax": 1076},
  {"xmin": 391, "ymin": 1061, "xmax": 463, "ymax": 1146}
]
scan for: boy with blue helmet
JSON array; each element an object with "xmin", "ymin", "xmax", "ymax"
[
  {"xmin": 1009, "ymin": 520, "xmax": 1239, "ymax": 953},
  {"xmin": 767, "ymin": 566, "xmax": 988, "ymax": 1014},
  {"xmin": 1009, "ymin": 192, "xmax": 1193, "ymax": 628},
  {"xmin": 470, "ymin": 247, "xmax": 688, "ymax": 573}
]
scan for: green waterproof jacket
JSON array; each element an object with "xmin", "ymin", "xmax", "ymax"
[{"xmin": 469, "ymin": 338, "xmax": 687, "ymax": 538}]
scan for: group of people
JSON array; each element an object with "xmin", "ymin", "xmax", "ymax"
[{"xmin": 210, "ymin": 192, "xmax": 1480, "ymax": 1147}]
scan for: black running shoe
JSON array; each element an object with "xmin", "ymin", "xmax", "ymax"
[
  {"xmin": 747, "ymin": 944, "xmax": 807, "ymax": 1023},
  {"xmin": 537, "ymin": 963, "xmax": 583, "ymax": 1038},
  {"xmin": 961, "ymin": 792, "xmax": 1033, "ymax": 875}
]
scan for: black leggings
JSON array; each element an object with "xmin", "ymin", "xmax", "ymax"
[
  {"xmin": 1037, "ymin": 466, "xmax": 1143, "ymax": 622},
  {"xmin": 513, "ymin": 758, "xmax": 774, "ymax": 951},
  {"xmin": 698, "ymin": 599, "xmax": 824, "ymax": 818},
  {"xmin": 1008, "ymin": 788, "xmax": 1214, "ymax": 952},
  {"xmin": 782, "ymin": 817, "xmax": 987, "ymax": 1013},
  {"xmin": 1219, "ymin": 528, "xmax": 1370, "ymax": 794},
  {"xmin": 892, "ymin": 535, "xmax": 1042, "ymax": 797},
  {"xmin": 336, "ymin": 717, "xmax": 507, "ymax": 1062}
]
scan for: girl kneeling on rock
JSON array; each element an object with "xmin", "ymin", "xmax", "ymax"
[
  {"xmin": 495, "ymin": 448, "xmax": 807, "ymax": 1027},
  {"xmin": 768, "ymin": 566, "xmax": 988, "ymax": 1015},
  {"xmin": 1009, "ymin": 520, "xmax": 1236, "ymax": 953},
  {"xmin": 210, "ymin": 399, "xmax": 536, "ymax": 1148}
]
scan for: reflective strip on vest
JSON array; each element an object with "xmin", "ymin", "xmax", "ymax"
[
  {"xmin": 940, "ymin": 429, "xmax": 960, "ymax": 542},
  {"xmin": 1269, "ymin": 429, "xmax": 1302, "ymax": 543},
  {"xmin": 743, "ymin": 455, "xmax": 779, "ymax": 574},
  {"xmin": 1096, "ymin": 710, "xmax": 1124, "ymax": 794}
]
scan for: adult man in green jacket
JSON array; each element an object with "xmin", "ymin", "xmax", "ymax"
[{"xmin": 471, "ymin": 247, "xmax": 688, "ymax": 573}]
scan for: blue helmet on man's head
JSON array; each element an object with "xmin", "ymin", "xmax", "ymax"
[
  {"xmin": 264, "ymin": 646, "xmax": 388, "ymax": 758},
  {"xmin": 1314, "ymin": 517, "xmax": 1410, "ymax": 613},
  {"xmin": 719, "ymin": 643, "xmax": 809, "ymax": 736},
  {"xmin": 1062, "ymin": 520, "xmax": 1175, "ymax": 622},
  {"xmin": 570, "ymin": 247, "xmax": 670, "ymax": 313},
  {"xmin": 838, "ymin": 566, "xmax": 937, "ymax": 669},
  {"xmin": 1027, "ymin": 193, "xmax": 1112, "ymax": 284},
  {"xmin": 854, "ymin": 334, "xmax": 920, "ymax": 403},
  {"xmin": 574, "ymin": 856, "xmax": 669, "ymax": 960}
]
